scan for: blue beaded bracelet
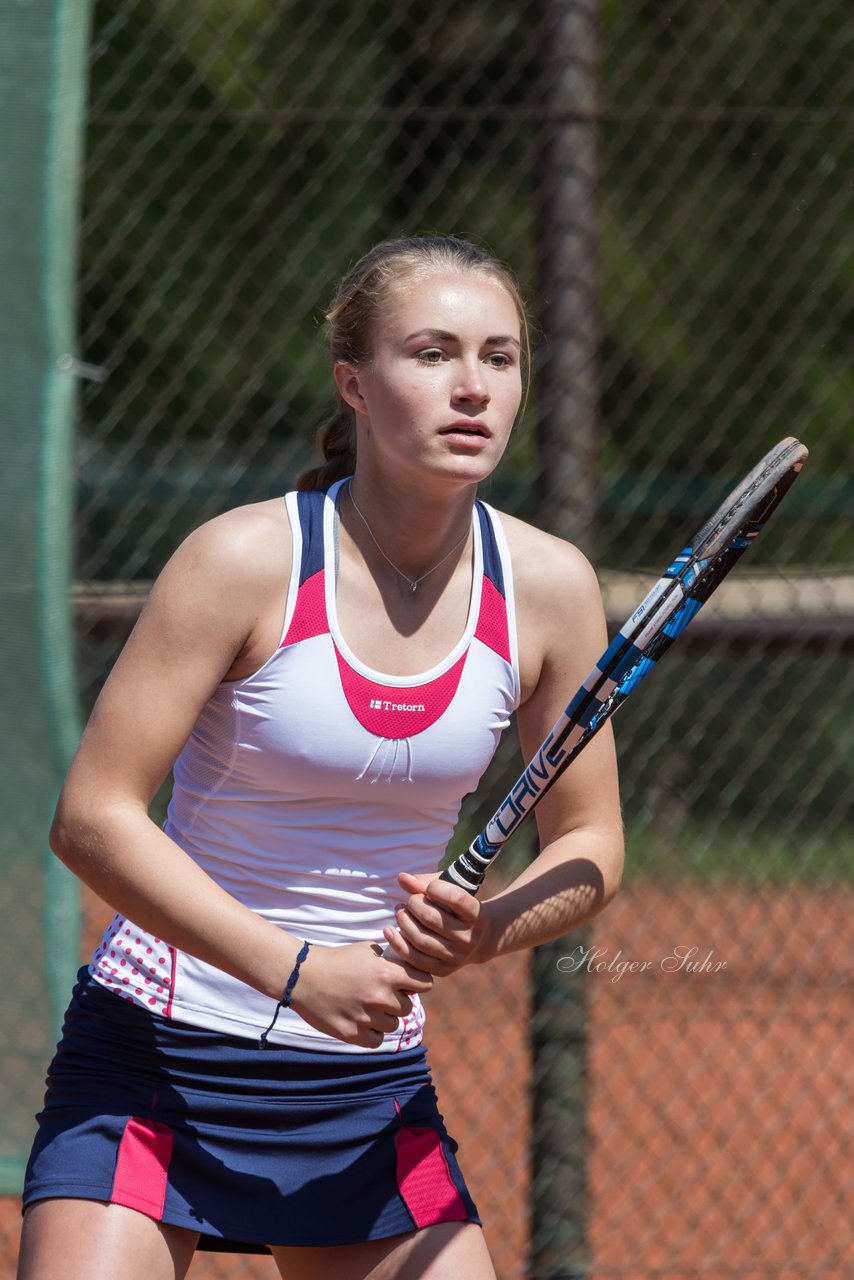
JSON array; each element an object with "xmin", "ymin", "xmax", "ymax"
[{"xmin": 259, "ymin": 940, "xmax": 311, "ymax": 1049}]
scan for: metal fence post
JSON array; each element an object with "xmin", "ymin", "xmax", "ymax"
[{"xmin": 532, "ymin": 2, "xmax": 599, "ymax": 1276}]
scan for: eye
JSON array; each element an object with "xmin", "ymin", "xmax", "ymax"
[
  {"xmin": 485, "ymin": 351, "xmax": 513, "ymax": 369},
  {"xmin": 415, "ymin": 348, "xmax": 445, "ymax": 365}
]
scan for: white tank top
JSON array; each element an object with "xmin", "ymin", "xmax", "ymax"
[{"xmin": 89, "ymin": 480, "xmax": 520, "ymax": 1050}]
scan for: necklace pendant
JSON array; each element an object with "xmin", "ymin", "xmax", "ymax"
[{"xmin": 409, "ymin": 581, "xmax": 418, "ymax": 594}]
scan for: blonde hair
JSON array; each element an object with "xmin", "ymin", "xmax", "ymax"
[{"xmin": 297, "ymin": 235, "xmax": 531, "ymax": 491}]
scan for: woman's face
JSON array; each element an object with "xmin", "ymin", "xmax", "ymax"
[{"xmin": 337, "ymin": 270, "xmax": 524, "ymax": 490}]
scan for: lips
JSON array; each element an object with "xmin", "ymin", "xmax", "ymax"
[{"xmin": 440, "ymin": 421, "xmax": 490, "ymax": 438}]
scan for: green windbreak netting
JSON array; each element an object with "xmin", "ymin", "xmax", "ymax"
[{"xmin": 0, "ymin": 0, "xmax": 92, "ymax": 1188}]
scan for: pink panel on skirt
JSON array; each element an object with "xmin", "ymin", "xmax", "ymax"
[
  {"xmin": 111, "ymin": 1116, "xmax": 174, "ymax": 1219},
  {"xmin": 394, "ymin": 1124, "xmax": 469, "ymax": 1228}
]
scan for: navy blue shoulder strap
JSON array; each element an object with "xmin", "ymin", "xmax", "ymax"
[
  {"xmin": 294, "ymin": 489, "xmax": 326, "ymax": 584},
  {"xmin": 475, "ymin": 501, "xmax": 506, "ymax": 598}
]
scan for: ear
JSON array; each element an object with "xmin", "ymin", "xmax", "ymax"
[{"xmin": 333, "ymin": 361, "xmax": 368, "ymax": 415}]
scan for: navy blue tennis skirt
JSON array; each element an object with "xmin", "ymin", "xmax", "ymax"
[{"xmin": 22, "ymin": 969, "xmax": 479, "ymax": 1253}]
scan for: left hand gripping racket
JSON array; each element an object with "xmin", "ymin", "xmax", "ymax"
[{"xmin": 441, "ymin": 437, "xmax": 809, "ymax": 895}]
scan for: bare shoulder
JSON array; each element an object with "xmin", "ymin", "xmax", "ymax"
[
  {"xmin": 491, "ymin": 509, "xmax": 604, "ymax": 624},
  {"xmin": 133, "ymin": 496, "xmax": 292, "ymax": 681},
  {"xmin": 162, "ymin": 497, "xmax": 290, "ymax": 592},
  {"xmin": 492, "ymin": 510, "xmax": 606, "ymax": 701}
]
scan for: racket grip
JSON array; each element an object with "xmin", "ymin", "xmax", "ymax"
[{"xmin": 440, "ymin": 833, "xmax": 502, "ymax": 896}]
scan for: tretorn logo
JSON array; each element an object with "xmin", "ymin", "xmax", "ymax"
[{"xmin": 369, "ymin": 698, "xmax": 426, "ymax": 713}]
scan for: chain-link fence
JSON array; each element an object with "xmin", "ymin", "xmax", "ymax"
[{"xmin": 4, "ymin": 1, "xmax": 853, "ymax": 1276}]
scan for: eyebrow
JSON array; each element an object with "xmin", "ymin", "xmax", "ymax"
[{"xmin": 404, "ymin": 328, "xmax": 521, "ymax": 349}]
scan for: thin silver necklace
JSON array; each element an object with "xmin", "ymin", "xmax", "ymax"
[{"xmin": 347, "ymin": 482, "xmax": 470, "ymax": 595}]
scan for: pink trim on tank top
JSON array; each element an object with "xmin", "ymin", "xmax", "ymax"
[
  {"xmin": 281, "ymin": 570, "xmax": 328, "ymax": 646},
  {"xmin": 473, "ymin": 575, "xmax": 511, "ymax": 663},
  {"xmin": 165, "ymin": 946, "xmax": 177, "ymax": 1019},
  {"xmin": 334, "ymin": 647, "xmax": 468, "ymax": 739}
]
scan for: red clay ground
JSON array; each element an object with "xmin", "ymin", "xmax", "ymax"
[
  {"xmin": 586, "ymin": 885, "xmax": 853, "ymax": 1280},
  {"xmin": 1, "ymin": 885, "xmax": 850, "ymax": 1279}
]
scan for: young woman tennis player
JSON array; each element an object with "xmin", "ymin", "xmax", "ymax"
[{"xmin": 18, "ymin": 236, "xmax": 623, "ymax": 1280}]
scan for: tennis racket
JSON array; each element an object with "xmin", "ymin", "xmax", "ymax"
[{"xmin": 441, "ymin": 436, "xmax": 809, "ymax": 895}]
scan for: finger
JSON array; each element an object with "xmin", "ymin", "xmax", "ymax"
[
  {"xmin": 399, "ymin": 896, "xmax": 467, "ymax": 936},
  {"xmin": 395, "ymin": 909, "xmax": 463, "ymax": 961},
  {"xmin": 384, "ymin": 927, "xmax": 423, "ymax": 971},
  {"xmin": 398, "ymin": 871, "xmax": 434, "ymax": 895},
  {"xmin": 381, "ymin": 947, "xmax": 434, "ymax": 991},
  {"xmin": 373, "ymin": 1011, "xmax": 402, "ymax": 1034},
  {"xmin": 353, "ymin": 1027, "xmax": 387, "ymax": 1049},
  {"xmin": 383, "ymin": 927, "xmax": 456, "ymax": 978},
  {"xmin": 423, "ymin": 876, "xmax": 480, "ymax": 923},
  {"xmin": 398, "ymin": 869, "xmax": 477, "ymax": 923}
]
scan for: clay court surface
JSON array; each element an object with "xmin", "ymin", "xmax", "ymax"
[{"xmin": 1, "ymin": 884, "xmax": 850, "ymax": 1279}]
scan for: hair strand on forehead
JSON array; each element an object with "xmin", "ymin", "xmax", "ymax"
[{"xmin": 296, "ymin": 235, "xmax": 531, "ymax": 492}]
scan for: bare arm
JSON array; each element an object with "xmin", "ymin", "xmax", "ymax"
[
  {"xmin": 385, "ymin": 519, "xmax": 624, "ymax": 972},
  {"xmin": 52, "ymin": 503, "xmax": 430, "ymax": 1045}
]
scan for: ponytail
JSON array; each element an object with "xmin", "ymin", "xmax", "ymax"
[{"xmin": 296, "ymin": 403, "xmax": 356, "ymax": 492}]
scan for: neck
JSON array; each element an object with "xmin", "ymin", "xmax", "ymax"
[{"xmin": 343, "ymin": 475, "xmax": 476, "ymax": 590}]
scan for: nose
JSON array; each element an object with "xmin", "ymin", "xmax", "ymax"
[{"xmin": 452, "ymin": 358, "xmax": 490, "ymax": 408}]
